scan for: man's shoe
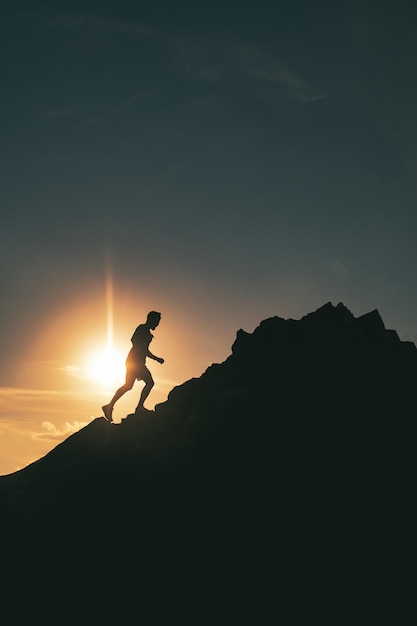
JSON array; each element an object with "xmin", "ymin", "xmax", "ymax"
[
  {"xmin": 102, "ymin": 405, "xmax": 113, "ymax": 422},
  {"xmin": 135, "ymin": 406, "xmax": 152, "ymax": 414}
]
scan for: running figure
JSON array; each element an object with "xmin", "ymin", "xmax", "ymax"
[{"xmin": 102, "ymin": 311, "xmax": 164, "ymax": 422}]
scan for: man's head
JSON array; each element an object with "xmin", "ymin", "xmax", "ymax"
[{"xmin": 146, "ymin": 310, "xmax": 161, "ymax": 329}]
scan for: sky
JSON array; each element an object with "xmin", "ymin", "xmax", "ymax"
[{"xmin": 1, "ymin": 0, "xmax": 417, "ymax": 474}]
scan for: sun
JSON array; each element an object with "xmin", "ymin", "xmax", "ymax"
[{"xmin": 86, "ymin": 346, "xmax": 125, "ymax": 390}]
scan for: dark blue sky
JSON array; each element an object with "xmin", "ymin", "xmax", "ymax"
[{"xmin": 2, "ymin": 0, "xmax": 417, "ymax": 389}]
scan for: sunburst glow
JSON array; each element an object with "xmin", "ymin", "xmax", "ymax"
[{"xmin": 86, "ymin": 346, "xmax": 125, "ymax": 390}]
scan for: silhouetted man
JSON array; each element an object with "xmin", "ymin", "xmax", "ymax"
[{"xmin": 102, "ymin": 311, "xmax": 164, "ymax": 422}]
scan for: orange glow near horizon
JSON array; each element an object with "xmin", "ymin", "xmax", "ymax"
[{"xmin": 1, "ymin": 265, "xmax": 213, "ymax": 476}]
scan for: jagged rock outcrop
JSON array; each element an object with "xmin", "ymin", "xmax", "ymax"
[{"xmin": 154, "ymin": 302, "xmax": 417, "ymax": 443}]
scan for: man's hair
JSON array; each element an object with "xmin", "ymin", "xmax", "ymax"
[{"xmin": 147, "ymin": 311, "xmax": 161, "ymax": 323}]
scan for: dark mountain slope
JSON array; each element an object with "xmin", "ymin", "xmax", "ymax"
[{"xmin": 0, "ymin": 302, "xmax": 416, "ymax": 624}]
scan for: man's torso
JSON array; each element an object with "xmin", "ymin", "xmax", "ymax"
[{"xmin": 130, "ymin": 324, "xmax": 153, "ymax": 362}]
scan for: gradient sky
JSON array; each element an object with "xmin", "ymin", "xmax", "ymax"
[{"xmin": 1, "ymin": 0, "xmax": 417, "ymax": 474}]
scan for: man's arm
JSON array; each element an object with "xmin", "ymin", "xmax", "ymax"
[{"xmin": 146, "ymin": 349, "xmax": 164, "ymax": 364}]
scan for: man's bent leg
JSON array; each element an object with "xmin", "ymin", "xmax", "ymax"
[
  {"xmin": 103, "ymin": 371, "xmax": 136, "ymax": 421},
  {"xmin": 135, "ymin": 367, "xmax": 154, "ymax": 412}
]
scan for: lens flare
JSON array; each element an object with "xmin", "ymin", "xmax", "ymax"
[{"xmin": 86, "ymin": 257, "xmax": 126, "ymax": 389}]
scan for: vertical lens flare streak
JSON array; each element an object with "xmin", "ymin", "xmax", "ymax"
[
  {"xmin": 106, "ymin": 268, "xmax": 114, "ymax": 352},
  {"xmin": 86, "ymin": 257, "xmax": 125, "ymax": 389}
]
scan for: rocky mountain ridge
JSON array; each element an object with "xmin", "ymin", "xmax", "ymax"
[
  {"xmin": 0, "ymin": 302, "xmax": 416, "ymax": 624},
  {"xmin": 4, "ymin": 302, "xmax": 417, "ymax": 474}
]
